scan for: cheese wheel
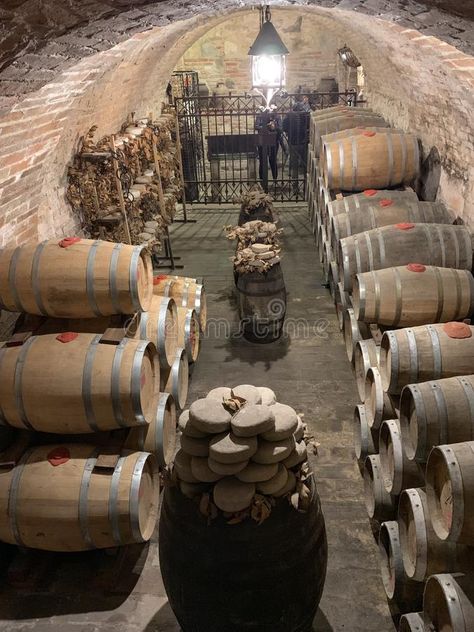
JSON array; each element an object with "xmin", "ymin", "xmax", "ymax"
[
  {"xmin": 206, "ymin": 386, "xmax": 232, "ymax": 402},
  {"xmin": 232, "ymin": 385, "xmax": 262, "ymax": 405},
  {"xmin": 213, "ymin": 477, "xmax": 256, "ymax": 512},
  {"xmin": 174, "ymin": 449, "xmax": 199, "ymax": 483},
  {"xmin": 236, "ymin": 462, "xmax": 279, "ymax": 483},
  {"xmin": 209, "ymin": 432, "xmax": 258, "ymax": 464},
  {"xmin": 207, "ymin": 458, "xmax": 249, "ymax": 475},
  {"xmin": 231, "ymin": 404, "xmax": 275, "ymax": 437},
  {"xmin": 189, "ymin": 399, "xmax": 232, "ymax": 434},
  {"xmin": 283, "ymin": 441, "xmax": 307, "ymax": 468},
  {"xmin": 178, "ymin": 409, "xmax": 207, "ymax": 439},
  {"xmin": 252, "ymin": 436, "xmax": 296, "ymax": 464},
  {"xmin": 257, "ymin": 386, "xmax": 277, "ymax": 406},
  {"xmin": 261, "ymin": 403, "xmax": 298, "ymax": 441},
  {"xmin": 181, "ymin": 434, "xmax": 210, "ymax": 458},
  {"xmin": 257, "ymin": 463, "xmax": 289, "ymax": 494},
  {"xmin": 191, "ymin": 457, "xmax": 223, "ymax": 483},
  {"xmin": 274, "ymin": 469, "xmax": 297, "ymax": 497}
]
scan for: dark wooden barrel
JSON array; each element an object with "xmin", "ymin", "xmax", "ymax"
[
  {"xmin": 159, "ymin": 475, "xmax": 327, "ymax": 632},
  {"xmin": 236, "ymin": 263, "xmax": 286, "ymax": 343}
]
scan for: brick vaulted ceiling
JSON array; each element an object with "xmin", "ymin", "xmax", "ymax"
[{"xmin": 0, "ymin": 1, "xmax": 473, "ymax": 89}]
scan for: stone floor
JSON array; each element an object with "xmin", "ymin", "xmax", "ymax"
[{"xmin": 0, "ymin": 205, "xmax": 394, "ymax": 632}]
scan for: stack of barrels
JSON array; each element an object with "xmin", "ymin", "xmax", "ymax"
[
  {"xmin": 0, "ymin": 237, "xmax": 207, "ymax": 552},
  {"xmin": 307, "ymin": 105, "xmax": 474, "ymax": 629}
]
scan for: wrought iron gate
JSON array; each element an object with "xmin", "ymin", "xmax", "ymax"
[{"xmin": 176, "ymin": 91, "xmax": 359, "ymax": 205}]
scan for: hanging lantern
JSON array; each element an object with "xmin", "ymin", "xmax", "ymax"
[
  {"xmin": 338, "ymin": 45, "xmax": 361, "ymax": 68},
  {"xmin": 248, "ymin": 6, "xmax": 289, "ymax": 94}
]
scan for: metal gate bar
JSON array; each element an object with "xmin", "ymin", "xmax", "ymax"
[{"xmin": 176, "ymin": 91, "xmax": 359, "ymax": 205}]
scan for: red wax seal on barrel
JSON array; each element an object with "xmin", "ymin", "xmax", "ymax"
[
  {"xmin": 363, "ymin": 189, "xmax": 378, "ymax": 197},
  {"xmin": 407, "ymin": 263, "xmax": 426, "ymax": 273},
  {"xmin": 56, "ymin": 332, "xmax": 78, "ymax": 343},
  {"xmin": 59, "ymin": 237, "xmax": 81, "ymax": 248},
  {"xmin": 47, "ymin": 447, "xmax": 70, "ymax": 466},
  {"xmin": 396, "ymin": 222, "xmax": 415, "ymax": 230},
  {"xmin": 443, "ymin": 322, "xmax": 472, "ymax": 339},
  {"xmin": 153, "ymin": 275, "xmax": 168, "ymax": 285},
  {"xmin": 362, "ymin": 131, "xmax": 376, "ymax": 137},
  {"xmin": 379, "ymin": 199, "xmax": 393, "ymax": 207}
]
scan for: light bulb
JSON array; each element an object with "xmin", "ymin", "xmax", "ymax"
[{"xmin": 253, "ymin": 54, "xmax": 283, "ymax": 87}]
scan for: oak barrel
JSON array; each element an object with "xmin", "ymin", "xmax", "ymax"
[
  {"xmin": 335, "ymin": 281, "xmax": 351, "ymax": 331},
  {"xmin": 353, "ymin": 265, "xmax": 474, "ymax": 327},
  {"xmin": 399, "ymin": 375, "xmax": 474, "ymax": 463},
  {"xmin": 153, "ymin": 277, "xmax": 207, "ymax": 331},
  {"xmin": 380, "ymin": 323, "xmax": 474, "ymax": 394},
  {"xmin": 423, "ymin": 574, "xmax": 474, "ymax": 632},
  {"xmin": 0, "ymin": 444, "xmax": 159, "ymax": 551},
  {"xmin": 159, "ymin": 475, "xmax": 327, "ymax": 632},
  {"xmin": 0, "ymin": 239, "xmax": 153, "ymax": 318},
  {"xmin": 353, "ymin": 404, "xmax": 378, "ymax": 462},
  {"xmin": 326, "ymin": 189, "xmax": 418, "ymax": 224},
  {"xmin": 379, "ymin": 419, "xmax": 424, "ymax": 495},
  {"xmin": 331, "ymin": 200, "xmax": 451, "ymax": 255},
  {"xmin": 134, "ymin": 295, "xmax": 178, "ymax": 369},
  {"xmin": 342, "ymin": 307, "xmax": 371, "ymax": 364},
  {"xmin": 316, "ymin": 120, "xmax": 390, "ymax": 156},
  {"xmin": 339, "ymin": 223, "xmax": 473, "ymax": 293},
  {"xmin": 364, "ymin": 366, "xmax": 397, "ymax": 429},
  {"xmin": 398, "ymin": 487, "xmax": 474, "ymax": 582},
  {"xmin": 426, "ymin": 441, "xmax": 474, "ymax": 544},
  {"xmin": 125, "ymin": 392, "xmax": 176, "ymax": 467},
  {"xmin": 0, "ymin": 333, "xmax": 159, "ymax": 433},
  {"xmin": 177, "ymin": 307, "xmax": 200, "ymax": 363},
  {"xmin": 378, "ymin": 521, "xmax": 424, "ymax": 613},
  {"xmin": 160, "ymin": 347, "xmax": 189, "ymax": 411},
  {"xmin": 354, "ymin": 339, "xmax": 380, "ymax": 401},
  {"xmin": 322, "ymin": 130, "xmax": 420, "ymax": 191},
  {"xmin": 399, "ymin": 613, "xmax": 424, "ymax": 632},
  {"xmin": 363, "ymin": 455, "xmax": 397, "ymax": 522},
  {"xmin": 236, "ymin": 264, "xmax": 286, "ymax": 344}
]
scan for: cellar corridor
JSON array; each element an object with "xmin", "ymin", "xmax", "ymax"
[{"xmin": 0, "ymin": 206, "xmax": 394, "ymax": 632}]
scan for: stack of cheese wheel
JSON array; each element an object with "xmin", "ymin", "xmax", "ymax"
[{"xmin": 173, "ymin": 384, "xmax": 308, "ymax": 513}]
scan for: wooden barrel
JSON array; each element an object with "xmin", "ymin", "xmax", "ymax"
[
  {"xmin": 364, "ymin": 367, "xmax": 398, "ymax": 429},
  {"xmin": 125, "ymin": 392, "xmax": 176, "ymax": 467},
  {"xmin": 0, "ymin": 333, "xmax": 159, "ymax": 433},
  {"xmin": 315, "ymin": 114, "xmax": 387, "ymax": 156},
  {"xmin": 342, "ymin": 307, "xmax": 371, "ymax": 364},
  {"xmin": 353, "ymin": 265, "xmax": 474, "ymax": 327},
  {"xmin": 0, "ymin": 239, "xmax": 153, "ymax": 318},
  {"xmin": 378, "ymin": 521, "xmax": 424, "ymax": 613},
  {"xmin": 426, "ymin": 441, "xmax": 474, "ymax": 544},
  {"xmin": 399, "ymin": 375, "xmax": 474, "ymax": 463},
  {"xmin": 335, "ymin": 282, "xmax": 351, "ymax": 331},
  {"xmin": 322, "ymin": 130, "xmax": 420, "ymax": 191},
  {"xmin": 379, "ymin": 419, "xmax": 424, "ymax": 496},
  {"xmin": 327, "ymin": 188, "xmax": 418, "ymax": 222},
  {"xmin": 399, "ymin": 613, "xmax": 424, "ymax": 632},
  {"xmin": 423, "ymin": 574, "xmax": 474, "ymax": 632},
  {"xmin": 363, "ymin": 454, "xmax": 397, "ymax": 522},
  {"xmin": 177, "ymin": 307, "xmax": 200, "ymax": 363},
  {"xmin": 380, "ymin": 323, "xmax": 474, "ymax": 395},
  {"xmin": 0, "ymin": 444, "xmax": 159, "ymax": 551},
  {"xmin": 328, "ymin": 260, "xmax": 339, "ymax": 299},
  {"xmin": 354, "ymin": 404, "xmax": 378, "ymax": 462},
  {"xmin": 354, "ymin": 339, "xmax": 380, "ymax": 401},
  {"xmin": 310, "ymin": 107, "xmax": 373, "ymax": 145},
  {"xmin": 160, "ymin": 347, "xmax": 189, "ymax": 411},
  {"xmin": 322, "ymin": 240, "xmax": 333, "ymax": 284},
  {"xmin": 317, "ymin": 222, "xmax": 326, "ymax": 262},
  {"xmin": 236, "ymin": 264, "xmax": 286, "ymax": 344},
  {"xmin": 159, "ymin": 475, "xmax": 327, "ymax": 632},
  {"xmin": 154, "ymin": 276, "xmax": 207, "ymax": 332},
  {"xmin": 339, "ymin": 223, "xmax": 473, "ymax": 293},
  {"xmin": 398, "ymin": 487, "xmax": 474, "ymax": 582},
  {"xmin": 331, "ymin": 200, "xmax": 451, "ymax": 255},
  {"xmin": 238, "ymin": 205, "xmax": 275, "ymax": 226},
  {"xmin": 134, "ymin": 295, "xmax": 178, "ymax": 369},
  {"xmin": 317, "ymin": 178, "xmax": 333, "ymax": 224}
]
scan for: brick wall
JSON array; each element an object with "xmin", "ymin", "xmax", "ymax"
[
  {"xmin": 176, "ymin": 10, "xmax": 339, "ymax": 94},
  {"xmin": 0, "ymin": 3, "xmax": 473, "ymax": 248}
]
